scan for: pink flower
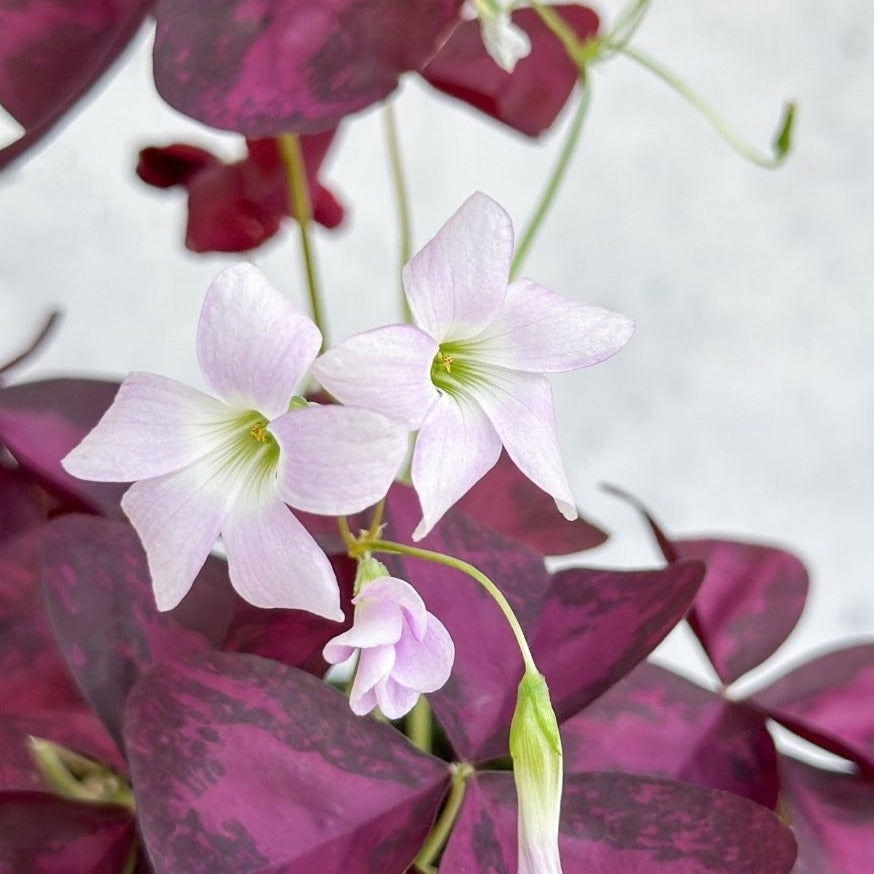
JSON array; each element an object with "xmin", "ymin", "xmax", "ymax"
[
  {"xmin": 312, "ymin": 192, "xmax": 634, "ymax": 539},
  {"xmin": 323, "ymin": 571, "xmax": 454, "ymax": 719},
  {"xmin": 63, "ymin": 264, "xmax": 408, "ymax": 618}
]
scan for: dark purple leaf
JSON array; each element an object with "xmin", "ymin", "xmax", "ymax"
[
  {"xmin": 749, "ymin": 644, "xmax": 874, "ymax": 775},
  {"xmin": 0, "ymin": 379, "xmax": 125, "ymax": 516},
  {"xmin": 0, "ymin": 792, "xmax": 135, "ymax": 874},
  {"xmin": 124, "ymin": 652, "xmax": 450, "ymax": 874},
  {"xmin": 421, "ymin": 5, "xmax": 599, "ymax": 137},
  {"xmin": 136, "ymin": 142, "xmax": 220, "ymax": 187},
  {"xmin": 455, "ymin": 450, "xmax": 607, "ymax": 554},
  {"xmin": 38, "ymin": 515, "xmax": 236, "ymax": 750},
  {"xmin": 382, "ymin": 486, "xmax": 702, "ymax": 762},
  {"xmin": 562, "ymin": 661, "xmax": 779, "ymax": 807},
  {"xmin": 0, "ymin": 0, "xmax": 151, "ymax": 169},
  {"xmin": 674, "ymin": 538, "xmax": 809, "ymax": 685},
  {"xmin": 778, "ymin": 755, "xmax": 874, "ymax": 873},
  {"xmin": 0, "ymin": 462, "xmax": 53, "ymax": 543},
  {"xmin": 442, "ymin": 771, "xmax": 797, "ymax": 873},
  {"xmin": 152, "ymin": 0, "xmax": 463, "ymax": 135}
]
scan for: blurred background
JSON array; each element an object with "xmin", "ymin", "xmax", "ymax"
[{"xmin": 1, "ymin": 1, "xmax": 872, "ymax": 695}]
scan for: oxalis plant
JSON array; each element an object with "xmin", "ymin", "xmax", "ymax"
[{"xmin": 1, "ymin": 1, "xmax": 871, "ymax": 873}]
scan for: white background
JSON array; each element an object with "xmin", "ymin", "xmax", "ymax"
[{"xmin": 1, "ymin": 1, "xmax": 872, "ymax": 697}]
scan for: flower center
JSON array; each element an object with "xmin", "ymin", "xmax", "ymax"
[{"xmin": 430, "ymin": 342, "xmax": 483, "ymax": 396}]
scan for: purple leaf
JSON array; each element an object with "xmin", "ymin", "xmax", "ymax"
[
  {"xmin": 124, "ymin": 652, "xmax": 450, "ymax": 874},
  {"xmin": 778, "ymin": 755, "xmax": 874, "ymax": 873},
  {"xmin": 0, "ymin": 379, "xmax": 125, "ymax": 516},
  {"xmin": 38, "ymin": 514, "xmax": 237, "ymax": 751},
  {"xmin": 421, "ymin": 5, "xmax": 599, "ymax": 137},
  {"xmin": 674, "ymin": 538, "xmax": 810, "ymax": 685},
  {"xmin": 749, "ymin": 644, "xmax": 874, "ymax": 775},
  {"xmin": 562, "ymin": 661, "xmax": 779, "ymax": 807},
  {"xmin": 0, "ymin": 463, "xmax": 53, "ymax": 543},
  {"xmin": 0, "ymin": 792, "xmax": 135, "ymax": 874},
  {"xmin": 454, "ymin": 451, "xmax": 607, "ymax": 554},
  {"xmin": 152, "ymin": 0, "xmax": 463, "ymax": 135},
  {"xmin": 382, "ymin": 487, "xmax": 702, "ymax": 762},
  {"xmin": 0, "ymin": 0, "xmax": 151, "ymax": 169},
  {"xmin": 441, "ymin": 771, "xmax": 797, "ymax": 873}
]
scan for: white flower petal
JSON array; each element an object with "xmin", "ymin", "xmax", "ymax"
[
  {"xmin": 403, "ymin": 192, "xmax": 514, "ymax": 342},
  {"xmin": 121, "ymin": 465, "xmax": 229, "ymax": 612},
  {"xmin": 63, "ymin": 372, "xmax": 233, "ymax": 482},
  {"xmin": 473, "ymin": 279, "xmax": 635, "ymax": 372},
  {"xmin": 349, "ymin": 645, "xmax": 396, "ymax": 715},
  {"xmin": 221, "ymin": 499, "xmax": 343, "ymax": 618},
  {"xmin": 474, "ymin": 369, "xmax": 577, "ymax": 520},
  {"xmin": 391, "ymin": 613, "xmax": 454, "ymax": 693},
  {"xmin": 375, "ymin": 677, "xmax": 421, "ymax": 720},
  {"xmin": 197, "ymin": 263, "xmax": 322, "ymax": 418},
  {"xmin": 325, "ymin": 597, "xmax": 403, "ymax": 652},
  {"xmin": 358, "ymin": 576, "xmax": 429, "ymax": 638},
  {"xmin": 481, "ymin": 12, "xmax": 532, "ymax": 72},
  {"xmin": 272, "ymin": 405, "xmax": 407, "ymax": 516},
  {"xmin": 411, "ymin": 393, "xmax": 502, "ymax": 540},
  {"xmin": 312, "ymin": 325, "xmax": 439, "ymax": 429}
]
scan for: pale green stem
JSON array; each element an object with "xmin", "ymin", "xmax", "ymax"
[
  {"xmin": 610, "ymin": 43, "xmax": 795, "ymax": 168},
  {"xmin": 382, "ymin": 101, "xmax": 413, "ymax": 323},
  {"xmin": 415, "ymin": 762, "xmax": 475, "ymax": 869},
  {"xmin": 510, "ymin": 78, "xmax": 591, "ymax": 279},
  {"xmin": 407, "ymin": 694, "xmax": 433, "ymax": 753},
  {"xmin": 602, "ymin": 0, "xmax": 651, "ymax": 55},
  {"xmin": 360, "ymin": 539, "xmax": 537, "ymax": 675},
  {"xmin": 276, "ymin": 133, "xmax": 328, "ymax": 346},
  {"xmin": 121, "ymin": 841, "xmax": 139, "ymax": 874}
]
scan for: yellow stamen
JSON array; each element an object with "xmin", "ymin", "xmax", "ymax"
[
  {"xmin": 437, "ymin": 352, "xmax": 454, "ymax": 373},
  {"xmin": 249, "ymin": 422, "xmax": 268, "ymax": 442}
]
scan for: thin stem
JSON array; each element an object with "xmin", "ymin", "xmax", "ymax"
[
  {"xmin": 382, "ymin": 101, "xmax": 413, "ymax": 323},
  {"xmin": 510, "ymin": 79, "xmax": 592, "ymax": 279},
  {"xmin": 611, "ymin": 43, "xmax": 795, "ymax": 168},
  {"xmin": 603, "ymin": 0, "xmax": 651, "ymax": 55},
  {"xmin": 415, "ymin": 763, "xmax": 474, "ymax": 869},
  {"xmin": 276, "ymin": 134, "xmax": 328, "ymax": 345},
  {"xmin": 366, "ymin": 498, "xmax": 386, "ymax": 540},
  {"xmin": 407, "ymin": 694, "xmax": 433, "ymax": 753},
  {"xmin": 0, "ymin": 309, "xmax": 61, "ymax": 377},
  {"xmin": 360, "ymin": 539, "xmax": 537, "ymax": 674}
]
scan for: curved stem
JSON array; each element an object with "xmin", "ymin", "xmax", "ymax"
[
  {"xmin": 360, "ymin": 539, "xmax": 537, "ymax": 674},
  {"xmin": 382, "ymin": 101, "xmax": 413, "ymax": 323},
  {"xmin": 415, "ymin": 763, "xmax": 474, "ymax": 869},
  {"xmin": 277, "ymin": 133, "xmax": 328, "ymax": 346},
  {"xmin": 510, "ymin": 78, "xmax": 592, "ymax": 279},
  {"xmin": 0, "ymin": 309, "xmax": 61, "ymax": 377},
  {"xmin": 612, "ymin": 43, "xmax": 795, "ymax": 168}
]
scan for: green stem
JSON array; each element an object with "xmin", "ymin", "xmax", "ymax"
[
  {"xmin": 611, "ymin": 43, "xmax": 795, "ymax": 168},
  {"xmin": 602, "ymin": 0, "xmax": 651, "ymax": 55},
  {"xmin": 360, "ymin": 539, "xmax": 537, "ymax": 674},
  {"xmin": 407, "ymin": 694, "xmax": 433, "ymax": 753},
  {"xmin": 510, "ymin": 79, "xmax": 592, "ymax": 279},
  {"xmin": 277, "ymin": 133, "xmax": 328, "ymax": 346},
  {"xmin": 415, "ymin": 763, "xmax": 474, "ymax": 869},
  {"xmin": 382, "ymin": 101, "xmax": 413, "ymax": 323}
]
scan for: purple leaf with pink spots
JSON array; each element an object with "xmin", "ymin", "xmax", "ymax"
[
  {"xmin": 778, "ymin": 755, "xmax": 874, "ymax": 873},
  {"xmin": 39, "ymin": 515, "xmax": 237, "ymax": 750},
  {"xmin": 123, "ymin": 652, "xmax": 450, "ymax": 874},
  {"xmin": 562, "ymin": 661, "xmax": 779, "ymax": 807},
  {"xmin": 441, "ymin": 771, "xmax": 797, "ymax": 873},
  {"xmin": 152, "ymin": 0, "xmax": 463, "ymax": 135},
  {"xmin": 421, "ymin": 5, "xmax": 599, "ymax": 137},
  {"xmin": 749, "ymin": 644, "xmax": 874, "ymax": 775},
  {"xmin": 0, "ymin": 793, "xmax": 136, "ymax": 874},
  {"xmin": 0, "ymin": 379, "xmax": 125, "ymax": 516},
  {"xmin": 383, "ymin": 486, "xmax": 703, "ymax": 762},
  {"xmin": 454, "ymin": 451, "xmax": 607, "ymax": 555},
  {"xmin": 0, "ymin": 0, "xmax": 151, "ymax": 169}
]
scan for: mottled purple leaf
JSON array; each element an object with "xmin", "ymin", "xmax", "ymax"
[
  {"xmin": 382, "ymin": 486, "xmax": 702, "ymax": 762},
  {"xmin": 778, "ymin": 755, "xmax": 874, "ymax": 873},
  {"xmin": 455, "ymin": 451, "xmax": 607, "ymax": 554},
  {"xmin": 0, "ymin": 792, "xmax": 135, "ymax": 874},
  {"xmin": 0, "ymin": 0, "xmax": 151, "ymax": 169},
  {"xmin": 124, "ymin": 652, "xmax": 450, "ymax": 874},
  {"xmin": 442, "ymin": 771, "xmax": 797, "ymax": 873},
  {"xmin": 562, "ymin": 661, "xmax": 779, "ymax": 807},
  {"xmin": 674, "ymin": 538, "xmax": 810, "ymax": 685},
  {"xmin": 0, "ymin": 379, "xmax": 125, "ymax": 516},
  {"xmin": 0, "ymin": 462, "xmax": 53, "ymax": 543},
  {"xmin": 152, "ymin": 0, "xmax": 463, "ymax": 135},
  {"xmin": 421, "ymin": 5, "xmax": 598, "ymax": 137},
  {"xmin": 38, "ymin": 514, "xmax": 236, "ymax": 750},
  {"xmin": 749, "ymin": 645, "xmax": 874, "ymax": 775}
]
